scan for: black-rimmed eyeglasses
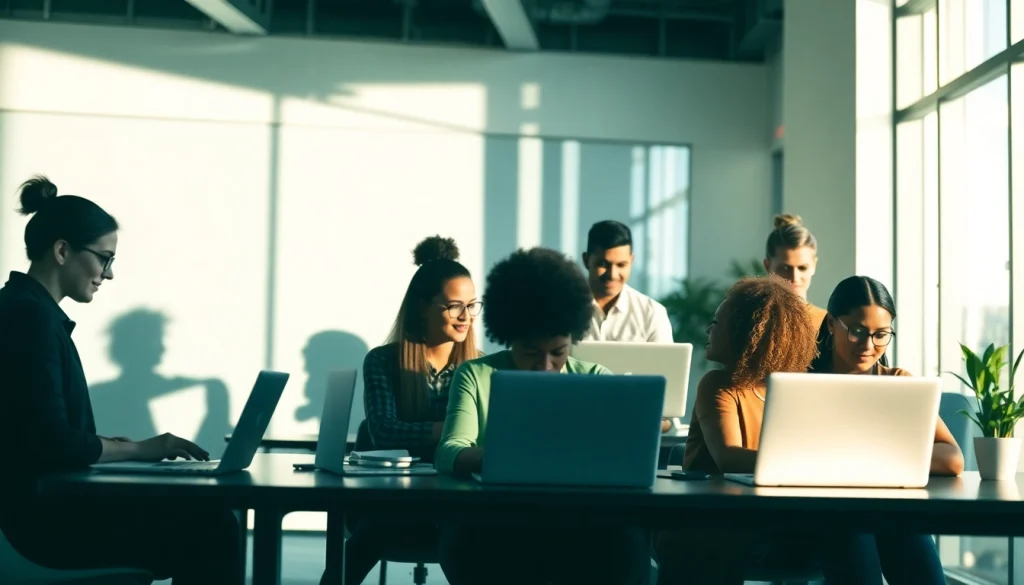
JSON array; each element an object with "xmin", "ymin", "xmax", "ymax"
[
  {"xmin": 834, "ymin": 317, "xmax": 894, "ymax": 347},
  {"xmin": 441, "ymin": 302, "xmax": 483, "ymax": 318},
  {"xmin": 81, "ymin": 248, "xmax": 115, "ymax": 273}
]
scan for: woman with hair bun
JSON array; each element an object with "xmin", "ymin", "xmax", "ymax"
[
  {"xmin": 321, "ymin": 235, "xmax": 483, "ymax": 585},
  {"xmin": 763, "ymin": 213, "xmax": 827, "ymax": 326},
  {"xmin": 0, "ymin": 176, "xmax": 241, "ymax": 585}
]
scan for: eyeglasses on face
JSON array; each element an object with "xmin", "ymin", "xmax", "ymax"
[
  {"xmin": 441, "ymin": 302, "xmax": 483, "ymax": 318},
  {"xmin": 834, "ymin": 317, "xmax": 894, "ymax": 347},
  {"xmin": 81, "ymin": 247, "xmax": 115, "ymax": 273}
]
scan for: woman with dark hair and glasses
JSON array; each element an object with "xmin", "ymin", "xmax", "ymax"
[
  {"xmin": 321, "ymin": 235, "xmax": 483, "ymax": 585},
  {"xmin": 0, "ymin": 176, "xmax": 241, "ymax": 585},
  {"xmin": 808, "ymin": 275, "xmax": 962, "ymax": 585}
]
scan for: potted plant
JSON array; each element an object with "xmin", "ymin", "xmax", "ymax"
[
  {"xmin": 949, "ymin": 343, "xmax": 1024, "ymax": 480},
  {"xmin": 659, "ymin": 258, "xmax": 766, "ymax": 354}
]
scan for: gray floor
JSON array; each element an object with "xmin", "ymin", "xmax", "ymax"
[
  {"xmin": 152, "ymin": 531, "xmax": 781, "ymax": 585},
  {"xmin": 241, "ymin": 532, "xmax": 448, "ymax": 585}
]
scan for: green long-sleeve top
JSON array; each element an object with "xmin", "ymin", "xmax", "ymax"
[{"xmin": 433, "ymin": 349, "xmax": 610, "ymax": 474}]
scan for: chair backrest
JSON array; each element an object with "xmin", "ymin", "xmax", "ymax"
[
  {"xmin": 939, "ymin": 392, "xmax": 980, "ymax": 472},
  {"xmin": 354, "ymin": 419, "xmax": 375, "ymax": 451},
  {"xmin": 0, "ymin": 526, "xmax": 43, "ymax": 578}
]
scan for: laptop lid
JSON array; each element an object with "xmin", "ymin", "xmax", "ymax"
[
  {"xmin": 754, "ymin": 372, "xmax": 942, "ymax": 488},
  {"xmin": 481, "ymin": 371, "xmax": 665, "ymax": 488},
  {"xmin": 314, "ymin": 370, "xmax": 359, "ymax": 474},
  {"xmin": 217, "ymin": 370, "xmax": 290, "ymax": 472},
  {"xmin": 572, "ymin": 341, "xmax": 692, "ymax": 418}
]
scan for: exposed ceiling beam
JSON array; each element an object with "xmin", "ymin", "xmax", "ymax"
[
  {"xmin": 480, "ymin": 0, "xmax": 539, "ymax": 51},
  {"xmin": 183, "ymin": 0, "xmax": 269, "ymax": 34}
]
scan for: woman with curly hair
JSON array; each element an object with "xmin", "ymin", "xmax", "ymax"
[
  {"xmin": 657, "ymin": 276, "xmax": 957, "ymax": 585},
  {"xmin": 435, "ymin": 247, "xmax": 650, "ymax": 585},
  {"xmin": 680, "ymin": 276, "xmax": 819, "ymax": 476},
  {"xmin": 657, "ymin": 276, "xmax": 868, "ymax": 585}
]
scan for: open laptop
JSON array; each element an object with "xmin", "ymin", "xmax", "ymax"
[
  {"xmin": 312, "ymin": 370, "xmax": 357, "ymax": 475},
  {"xmin": 311, "ymin": 369, "xmax": 436, "ymax": 476},
  {"xmin": 724, "ymin": 372, "xmax": 943, "ymax": 488},
  {"xmin": 92, "ymin": 370, "xmax": 289, "ymax": 475},
  {"xmin": 474, "ymin": 371, "xmax": 665, "ymax": 488},
  {"xmin": 572, "ymin": 341, "xmax": 693, "ymax": 418}
]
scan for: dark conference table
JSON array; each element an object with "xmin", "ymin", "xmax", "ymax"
[
  {"xmin": 227, "ymin": 426, "xmax": 691, "ymax": 465},
  {"xmin": 38, "ymin": 453, "xmax": 1024, "ymax": 585}
]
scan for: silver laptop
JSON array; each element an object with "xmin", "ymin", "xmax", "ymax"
[
  {"xmin": 572, "ymin": 341, "xmax": 693, "ymax": 418},
  {"xmin": 724, "ymin": 372, "xmax": 942, "ymax": 488},
  {"xmin": 311, "ymin": 370, "xmax": 436, "ymax": 476},
  {"xmin": 313, "ymin": 370, "xmax": 358, "ymax": 475},
  {"xmin": 475, "ymin": 371, "xmax": 665, "ymax": 488},
  {"xmin": 92, "ymin": 370, "xmax": 289, "ymax": 475}
]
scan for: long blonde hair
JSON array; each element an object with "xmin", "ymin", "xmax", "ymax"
[{"xmin": 386, "ymin": 236, "xmax": 480, "ymax": 421}]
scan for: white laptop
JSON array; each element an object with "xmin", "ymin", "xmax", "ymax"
[
  {"xmin": 572, "ymin": 341, "xmax": 692, "ymax": 418},
  {"xmin": 724, "ymin": 372, "xmax": 942, "ymax": 488},
  {"xmin": 312, "ymin": 370, "xmax": 436, "ymax": 476},
  {"xmin": 92, "ymin": 370, "xmax": 289, "ymax": 475},
  {"xmin": 474, "ymin": 371, "xmax": 665, "ymax": 488}
]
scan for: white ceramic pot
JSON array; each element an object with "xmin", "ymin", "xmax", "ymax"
[{"xmin": 973, "ymin": 437, "xmax": 1022, "ymax": 481}]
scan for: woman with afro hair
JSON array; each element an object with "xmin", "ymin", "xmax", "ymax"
[{"xmin": 434, "ymin": 247, "xmax": 651, "ymax": 585}]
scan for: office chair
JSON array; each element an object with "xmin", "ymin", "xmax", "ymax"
[
  {"xmin": 0, "ymin": 527, "xmax": 152, "ymax": 585},
  {"xmin": 352, "ymin": 420, "xmax": 436, "ymax": 585}
]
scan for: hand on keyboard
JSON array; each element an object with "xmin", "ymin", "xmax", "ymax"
[{"xmin": 132, "ymin": 433, "xmax": 210, "ymax": 462}]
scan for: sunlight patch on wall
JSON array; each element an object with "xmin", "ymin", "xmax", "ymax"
[
  {"xmin": 517, "ymin": 122, "xmax": 543, "ymax": 250},
  {"xmin": 149, "ymin": 384, "xmax": 206, "ymax": 441},
  {"xmin": 560, "ymin": 140, "xmax": 580, "ymax": 258},
  {"xmin": 521, "ymin": 82, "xmax": 541, "ymax": 110},
  {"xmin": 270, "ymin": 125, "xmax": 486, "ymax": 437},
  {"xmin": 0, "ymin": 111, "xmax": 272, "ymax": 457},
  {"xmin": 306, "ymin": 83, "xmax": 487, "ymax": 133},
  {"xmin": 0, "ymin": 42, "xmax": 273, "ymax": 122}
]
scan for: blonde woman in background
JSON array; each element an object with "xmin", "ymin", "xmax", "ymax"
[{"xmin": 763, "ymin": 213, "xmax": 827, "ymax": 326}]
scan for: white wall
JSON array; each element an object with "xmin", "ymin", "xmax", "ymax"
[
  {"xmin": 782, "ymin": 0, "xmax": 858, "ymax": 308},
  {"xmin": 781, "ymin": 0, "xmax": 892, "ymax": 308},
  {"xmin": 0, "ymin": 18, "xmax": 771, "ymax": 445}
]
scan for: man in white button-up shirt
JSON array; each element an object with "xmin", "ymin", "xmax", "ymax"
[{"xmin": 580, "ymin": 220, "xmax": 675, "ymax": 343}]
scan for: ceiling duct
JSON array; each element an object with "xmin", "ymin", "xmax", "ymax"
[
  {"xmin": 527, "ymin": 0, "xmax": 612, "ymax": 25},
  {"xmin": 473, "ymin": 0, "xmax": 612, "ymax": 26},
  {"xmin": 735, "ymin": 0, "xmax": 782, "ymax": 59}
]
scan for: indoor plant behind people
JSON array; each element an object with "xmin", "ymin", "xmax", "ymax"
[{"xmin": 950, "ymin": 343, "xmax": 1024, "ymax": 480}]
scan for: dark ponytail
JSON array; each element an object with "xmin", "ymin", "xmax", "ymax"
[
  {"xmin": 17, "ymin": 176, "xmax": 118, "ymax": 262},
  {"xmin": 810, "ymin": 276, "xmax": 895, "ymax": 373}
]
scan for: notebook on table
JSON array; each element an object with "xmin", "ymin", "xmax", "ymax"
[{"xmin": 312, "ymin": 370, "xmax": 436, "ymax": 477}]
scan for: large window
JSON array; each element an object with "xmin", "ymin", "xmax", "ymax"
[
  {"xmin": 894, "ymin": 1, "xmax": 1020, "ymax": 583},
  {"xmin": 629, "ymin": 145, "xmax": 691, "ymax": 300}
]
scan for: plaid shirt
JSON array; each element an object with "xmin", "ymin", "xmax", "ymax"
[{"xmin": 362, "ymin": 343, "xmax": 455, "ymax": 450}]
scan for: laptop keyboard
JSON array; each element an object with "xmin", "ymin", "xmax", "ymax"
[{"xmin": 154, "ymin": 460, "xmax": 220, "ymax": 470}]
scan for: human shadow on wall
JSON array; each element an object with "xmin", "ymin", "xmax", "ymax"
[
  {"xmin": 296, "ymin": 330, "xmax": 369, "ymax": 431},
  {"xmin": 89, "ymin": 308, "xmax": 231, "ymax": 457}
]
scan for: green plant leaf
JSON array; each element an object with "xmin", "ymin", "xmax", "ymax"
[
  {"xmin": 983, "ymin": 343, "xmax": 996, "ymax": 367},
  {"xmin": 957, "ymin": 408, "xmax": 983, "ymax": 432},
  {"xmin": 1011, "ymin": 348, "xmax": 1024, "ymax": 393},
  {"xmin": 955, "ymin": 342, "xmax": 1024, "ymax": 437},
  {"xmin": 945, "ymin": 371, "xmax": 976, "ymax": 394},
  {"xmin": 989, "ymin": 345, "xmax": 1008, "ymax": 388}
]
